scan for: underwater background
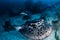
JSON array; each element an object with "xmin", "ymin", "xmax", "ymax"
[{"xmin": 0, "ymin": 0, "xmax": 60, "ymax": 40}]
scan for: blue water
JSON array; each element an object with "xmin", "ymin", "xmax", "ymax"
[{"xmin": 0, "ymin": 0, "xmax": 60, "ymax": 40}]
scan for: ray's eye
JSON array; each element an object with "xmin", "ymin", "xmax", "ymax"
[
  {"xmin": 30, "ymin": 24, "xmax": 36, "ymax": 26},
  {"xmin": 29, "ymin": 23, "xmax": 37, "ymax": 29}
]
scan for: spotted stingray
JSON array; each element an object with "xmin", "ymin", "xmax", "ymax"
[{"xmin": 15, "ymin": 18, "xmax": 52, "ymax": 40}]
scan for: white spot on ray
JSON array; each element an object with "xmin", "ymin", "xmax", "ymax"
[{"xmin": 15, "ymin": 26, "xmax": 22, "ymax": 31}]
